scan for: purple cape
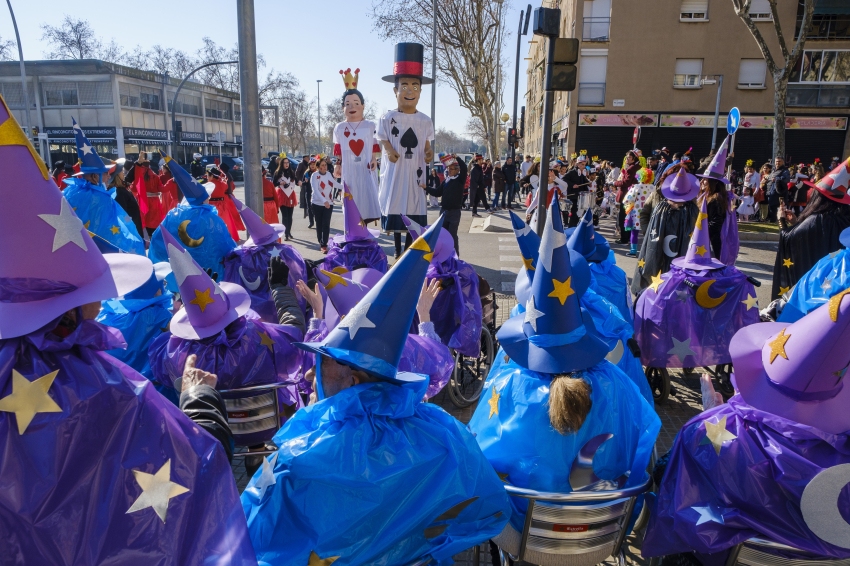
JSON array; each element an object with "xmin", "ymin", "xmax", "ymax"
[
  {"xmin": 644, "ymin": 396, "xmax": 850, "ymax": 559},
  {"xmin": 0, "ymin": 319, "xmax": 256, "ymax": 565},
  {"xmin": 719, "ymin": 194, "xmax": 740, "ymax": 266},
  {"xmin": 428, "ymin": 257, "xmax": 483, "ymax": 358},
  {"xmin": 323, "ymin": 235, "xmax": 389, "ymax": 274},
  {"xmin": 634, "ymin": 265, "xmax": 759, "ymax": 367}
]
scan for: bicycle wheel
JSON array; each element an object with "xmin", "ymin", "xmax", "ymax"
[
  {"xmin": 448, "ymin": 326, "xmax": 494, "ymax": 408},
  {"xmin": 645, "ymin": 366, "xmax": 670, "ymax": 404}
]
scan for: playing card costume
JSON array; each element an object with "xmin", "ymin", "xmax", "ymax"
[
  {"xmin": 780, "ymin": 227, "xmax": 850, "ymax": 322},
  {"xmin": 222, "ymin": 196, "xmax": 308, "ymax": 322},
  {"xmin": 62, "ymin": 118, "xmax": 145, "ymax": 256},
  {"xmin": 0, "ymin": 98, "xmax": 256, "ymax": 565},
  {"xmin": 644, "ymin": 289, "xmax": 850, "ymax": 561},
  {"xmin": 148, "ymin": 157, "xmax": 237, "ymax": 284},
  {"xmin": 323, "ymin": 183, "xmax": 389, "ymax": 274},
  {"xmin": 469, "ymin": 199, "xmax": 659, "ymax": 543},
  {"xmin": 634, "ymin": 197, "xmax": 759, "ymax": 368},
  {"xmin": 242, "ymin": 217, "xmax": 511, "ymax": 565}
]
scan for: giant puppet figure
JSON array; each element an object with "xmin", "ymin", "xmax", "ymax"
[
  {"xmin": 377, "ymin": 43, "xmax": 435, "ymax": 257},
  {"xmin": 333, "ymin": 68, "xmax": 382, "ymax": 224}
]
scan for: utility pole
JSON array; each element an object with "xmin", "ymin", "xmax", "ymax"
[
  {"xmin": 317, "ymin": 80, "xmax": 322, "ymax": 154},
  {"xmin": 237, "ymin": 0, "xmax": 263, "ymax": 216},
  {"xmin": 431, "ymin": 0, "xmax": 437, "ymax": 157}
]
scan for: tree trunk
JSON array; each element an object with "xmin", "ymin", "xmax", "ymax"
[{"xmin": 773, "ymin": 72, "xmax": 788, "ymax": 160}]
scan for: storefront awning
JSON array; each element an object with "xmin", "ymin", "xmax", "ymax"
[
  {"xmin": 180, "ymin": 141, "xmax": 209, "ymax": 146},
  {"xmin": 48, "ymin": 138, "xmax": 115, "ymax": 143},
  {"xmin": 125, "ymin": 138, "xmax": 169, "ymax": 145}
]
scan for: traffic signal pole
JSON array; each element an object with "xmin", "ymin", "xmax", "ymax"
[{"xmin": 536, "ymin": 34, "xmax": 558, "ymax": 238}]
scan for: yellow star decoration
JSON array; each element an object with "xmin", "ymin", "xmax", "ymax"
[
  {"xmin": 409, "ymin": 235, "xmax": 434, "ymax": 262},
  {"xmin": 83, "ymin": 220, "xmax": 90, "ymax": 229},
  {"xmin": 702, "ymin": 415, "xmax": 737, "ymax": 455},
  {"xmin": 741, "ymin": 294, "xmax": 758, "ymax": 311},
  {"xmin": 779, "ymin": 286, "xmax": 790, "ymax": 296},
  {"xmin": 320, "ymin": 269, "xmax": 349, "ymax": 290},
  {"xmin": 648, "ymin": 271, "xmax": 664, "ymax": 293},
  {"xmin": 782, "ymin": 258, "xmax": 794, "ymax": 268},
  {"xmin": 126, "ymin": 459, "xmax": 190, "ymax": 523},
  {"xmin": 259, "ymin": 331, "xmax": 275, "ymax": 353},
  {"xmin": 330, "ymin": 266, "xmax": 349, "ymax": 275},
  {"xmin": 828, "ymin": 288, "xmax": 850, "ymax": 322},
  {"xmin": 343, "ymin": 190, "xmax": 353, "ymax": 201},
  {"xmin": 694, "ymin": 245, "xmax": 707, "ymax": 257},
  {"xmin": 695, "ymin": 211, "xmax": 709, "ymax": 230},
  {"xmin": 110, "ymin": 225, "xmax": 120, "ymax": 235},
  {"xmin": 308, "ymin": 551, "xmax": 340, "ymax": 566},
  {"xmin": 548, "ymin": 277, "xmax": 575, "ymax": 305},
  {"xmin": 0, "ymin": 369, "xmax": 62, "ymax": 434},
  {"xmin": 637, "ymin": 258, "xmax": 646, "ymax": 269},
  {"xmin": 521, "ymin": 256, "xmax": 535, "ymax": 271},
  {"xmin": 189, "ymin": 288, "xmax": 216, "ymax": 313},
  {"xmin": 768, "ymin": 329, "xmax": 791, "ymax": 364},
  {"xmin": 488, "ymin": 388, "xmax": 500, "ymax": 419},
  {"xmin": 0, "ymin": 107, "xmax": 49, "ymax": 179}
]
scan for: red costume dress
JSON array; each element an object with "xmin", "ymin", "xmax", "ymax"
[
  {"xmin": 209, "ymin": 177, "xmax": 242, "ymax": 241},
  {"xmin": 263, "ymin": 177, "xmax": 279, "ymax": 223},
  {"xmin": 53, "ymin": 171, "xmax": 69, "ymax": 190},
  {"xmin": 159, "ymin": 169, "xmax": 179, "ymax": 213},
  {"xmin": 131, "ymin": 163, "xmax": 165, "ymax": 230}
]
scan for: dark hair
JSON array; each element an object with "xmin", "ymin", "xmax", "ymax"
[
  {"xmin": 341, "ymin": 89, "xmax": 365, "ymax": 107},
  {"xmin": 219, "ymin": 163, "xmax": 230, "ymax": 173},
  {"xmin": 796, "ymin": 190, "xmax": 850, "ymax": 224},
  {"xmin": 274, "ymin": 159, "xmax": 296, "ymax": 184},
  {"xmin": 700, "ymin": 177, "xmax": 728, "ymax": 205}
]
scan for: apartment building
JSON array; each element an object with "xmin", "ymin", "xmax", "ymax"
[
  {"xmin": 0, "ymin": 59, "xmax": 279, "ymax": 168},
  {"xmin": 522, "ymin": 0, "xmax": 850, "ymax": 169}
]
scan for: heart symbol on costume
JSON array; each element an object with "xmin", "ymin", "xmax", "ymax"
[
  {"xmin": 344, "ymin": 129, "xmax": 350, "ymax": 138},
  {"xmin": 349, "ymin": 139, "xmax": 365, "ymax": 156}
]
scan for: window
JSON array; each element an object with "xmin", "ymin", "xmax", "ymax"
[
  {"xmin": 205, "ymin": 98, "xmax": 231, "ymax": 120},
  {"xmin": 43, "ymin": 82, "xmax": 79, "ymax": 106},
  {"xmin": 680, "ymin": 0, "xmax": 708, "ymax": 21},
  {"xmin": 167, "ymin": 92, "xmax": 202, "ymax": 116},
  {"xmin": 77, "ymin": 82, "xmax": 112, "ymax": 105},
  {"xmin": 749, "ymin": 0, "xmax": 772, "ymax": 20},
  {"xmin": 0, "ymin": 82, "xmax": 35, "ymax": 109},
  {"xmin": 738, "ymin": 59, "xmax": 767, "ymax": 88},
  {"xmin": 792, "ymin": 50, "xmax": 850, "ymax": 83},
  {"xmin": 119, "ymin": 82, "xmax": 161, "ymax": 110},
  {"xmin": 234, "ymin": 104, "xmax": 241, "ymax": 122},
  {"xmin": 577, "ymin": 53, "xmax": 607, "ymax": 105},
  {"xmin": 674, "ymin": 59, "xmax": 703, "ymax": 87}
]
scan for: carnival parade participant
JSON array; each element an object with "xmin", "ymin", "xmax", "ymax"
[
  {"xmin": 377, "ymin": 42, "xmax": 435, "ymax": 259},
  {"xmin": 261, "ymin": 165, "xmax": 280, "ymax": 224},
  {"xmin": 242, "ymin": 217, "xmax": 511, "ymax": 565},
  {"xmin": 623, "ymin": 167, "xmax": 655, "ymax": 257},
  {"xmin": 206, "ymin": 166, "xmax": 244, "ymax": 241},
  {"xmin": 333, "ymin": 67, "xmax": 382, "ymax": 223},
  {"xmin": 0, "ymin": 97, "xmax": 257, "ymax": 565},
  {"xmin": 107, "ymin": 158, "xmax": 144, "ymax": 239},
  {"xmin": 426, "ymin": 153, "xmax": 468, "ymax": 255},
  {"xmin": 125, "ymin": 152, "xmax": 165, "ymax": 238},
  {"xmin": 310, "ymin": 157, "xmax": 338, "ymax": 254},
  {"xmin": 62, "ymin": 118, "xmax": 145, "ymax": 255},
  {"xmin": 469, "ymin": 198, "xmax": 659, "ymax": 556},
  {"xmin": 273, "ymin": 156, "xmax": 298, "ymax": 240},
  {"xmin": 525, "ymin": 163, "xmax": 568, "ymax": 231},
  {"xmin": 696, "ymin": 135, "xmax": 740, "ymax": 265},
  {"xmin": 323, "ymin": 182, "xmax": 388, "ymax": 273},
  {"xmin": 222, "ymin": 196, "xmax": 308, "ymax": 322},
  {"xmin": 148, "ymin": 156, "xmax": 237, "ymax": 284}
]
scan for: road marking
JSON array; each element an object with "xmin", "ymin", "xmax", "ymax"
[
  {"xmin": 500, "ymin": 255, "xmax": 521, "ymax": 262},
  {"xmin": 501, "ymin": 268, "xmax": 518, "ymax": 276},
  {"xmin": 499, "ymin": 237, "xmax": 515, "ymax": 242},
  {"xmin": 499, "ymin": 245, "xmax": 516, "ymax": 251}
]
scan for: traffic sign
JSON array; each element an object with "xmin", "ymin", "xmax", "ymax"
[
  {"xmin": 727, "ymin": 107, "xmax": 741, "ymax": 135},
  {"xmin": 633, "ymin": 126, "xmax": 641, "ymax": 146}
]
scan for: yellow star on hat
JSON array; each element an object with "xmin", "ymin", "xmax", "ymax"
[
  {"xmin": 0, "ymin": 369, "xmax": 62, "ymax": 434},
  {"xmin": 409, "ymin": 235, "xmax": 434, "ymax": 262},
  {"xmin": 827, "ymin": 288, "xmax": 850, "ymax": 322},
  {"xmin": 521, "ymin": 256, "xmax": 535, "ymax": 271},
  {"xmin": 695, "ymin": 210, "xmax": 709, "ymax": 230},
  {"xmin": 126, "ymin": 459, "xmax": 190, "ymax": 523},
  {"xmin": 648, "ymin": 271, "xmax": 664, "ymax": 293},
  {"xmin": 768, "ymin": 328, "xmax": 791, "ymax": 364},
  {"xmin": 189, "ymin": 288, "xmax": 215, "ymax": 313},
  {"xmin": 321, "ymin": 269, "xmax": 349, "ymax": 290},
  {"xmin": 548, "ymin": 276, "xmax": 575, "ymax": 305},
  {"xmin": 308, "ymin": 551, "xmax": 340, "ymax": 566}
]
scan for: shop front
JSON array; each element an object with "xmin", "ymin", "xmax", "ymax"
[
  {"xmin": 46, "ymin": 126, "xmax": 117, "ymax": 168},
  {"xmin": 177, "ymin": 131, "xmax": 208, "ymax": 163},
  {"xmin": 123, "ymin": 127, "xmax": 170, "ymax": 167}
]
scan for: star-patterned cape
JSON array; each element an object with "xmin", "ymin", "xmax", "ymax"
[
  {"xmin": 780, "ymin": 246, "xmax": 850, "ymax": 322},
  {"xmin": 61, "ymin": 177, "xmax": 146, "ymax": 255},
  {"xmin": 468, "ymin": 353, "xmax": 659, "ymax": 532},
  {"xmin": 323, "ymin": 235, "xmax": 389, "ymax": 274},
  {"xmin": 589, "ymin": 250, "xmax": 633, "ymax": 324},
  {"xmin": 241, "ymin": 379, "xmax": 510, "ymax": 566},
  {"xmin": 634, "ymin": 264, "xmax": 759, "ymax": 368},
  {"xmin": 427, "ymin": 256, "xmax": 483, "ymax": 358},
  {"xmin": 0, "ymin": 318, "xmax": 256, "ymax": 565},
  {"xmin": 222, "ymin": 242, "xmax": 308, "ymax": 323},
  {"xmin": 644, "ymin": 396, "xmax": 850, "ymax": 559},
  {"xmin": 631, "ymin": 199, "xmax": 699, "ymax": 294}
]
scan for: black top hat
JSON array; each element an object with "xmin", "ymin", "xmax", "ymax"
[{"xmin": 382, "ymin": 42, "xmax": 434, "ymax": 85}]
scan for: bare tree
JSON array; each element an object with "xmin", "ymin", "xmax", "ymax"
[
  {"xmin": 40, "ymin": 16, "xmax": 122, "ymax": 62},
  {"xmin": 280, "ymin": 90, "xmax": 317, "ymax": 156},
  {"xmin": 371, "ymin": 0, "xmax": 506, "ymax": 159},
  {"xmin": 731, "ymin": 0, "xmax": 816, "ymax": 159},
  {"xmin": 436, "ymin": 127, "xmax": 478, "ymax": 154},
  {"xmin": 0, "ymin": 36, "xmax": 16, "ymax": 61}
]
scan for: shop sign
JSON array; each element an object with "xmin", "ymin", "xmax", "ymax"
[{"xmin": 578, "ymin": 114, "xmax": 657, "ymax": 126}]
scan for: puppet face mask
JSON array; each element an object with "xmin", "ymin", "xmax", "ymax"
[
  {"xmin": 394, "ymin": 78, "xmax": 421, "ymax": 113},
  {"xmin": 344, "ymin": 94, "xmax": 365, "ymax": 122}
]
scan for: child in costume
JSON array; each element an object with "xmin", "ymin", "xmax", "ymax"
[
  {"xmin": 273, "ymin": 155, "xmax": 298, "ymax": 240},
  {"xmin": 623, "ymin": 167, "xmax": 655, "ymax": 257},
  {"xmin": 737, "ymin": 187, "xmax": 755, "ymax": 221},
  {"xmin": 323, "ymin": 184, "xmax": 389, "ymax": 274},
  {"xmin": 310, "ymin": 158, "xmax": 337, "ymax": 253},
  {"xmin": 205, "ymin": 166, "xmax": 243, "ymax": 241}
]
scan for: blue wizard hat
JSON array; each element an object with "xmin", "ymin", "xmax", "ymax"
[
  {"xmin": 296, "ymin": 215, "xmax": 445, "ymax": 397},
  {"xmin": 72, "ymin": 118, "xmax": 110, "ymax": 174},
  {"xmin": 164, "ymin": 155, "xmax": 215, "ymax": 206},
  {"xmin": 499, "ymin": 199, "xmax": 609, "ymax": 374},
  {"xmin": 566, "ymin": 208, "xmax": 610, "ymax": 263},
  {"xmin": 124, "ymin": 262, "xmax": 172, "ymax": 300},
  {"xmin": 510, "ymin": 210, "xmax": 590, "ymax": 307}
]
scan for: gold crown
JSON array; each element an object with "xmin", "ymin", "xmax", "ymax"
[
  {"xmin": 592, "ymin": 155, "xmax": 599, "ymax": 162},
  {"xmin": 339, "ymin": 68, "xmax": 360, "ymax": 90},
  {"xmin": 570, "ymin": 152, "xmax": 577, "ymax": 159},
  {"xmin": 580, "ymin": 149, "xmax": 587, "ymax": 156},
  {"xmin": 746, "ymin": 159, "xmax": 754, "ymax": 167}
]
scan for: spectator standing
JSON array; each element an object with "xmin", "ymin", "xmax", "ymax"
[
  {"xmin": 491, "ymin": 161, "xmax": 506, "ymax": 210},
  {"xmin": 190, "ymin": 153, "xmax": 205, "ymax": 179},
  {"xmin": 274, "ymin": 157, "xmax": 298, "ymax": 241},
  {"xmin": 469, "ymin": 154, "xmax": 490, "ymax": 217},
  {"xmin": 503, "ymin": 156, "xmax": 518, "ymax": 209},
  {"xmin": 766, "ymin": 157, "xmax": 791, "ymax": 222},
  {"xmin": 757, "ymin": 163, "xmax": 772, "ymax": 221},
  {"xmin": 301, "ymin": 159, "xmax": 317, "ymax": 228},
  {"xmin": 483, "ymin": 159, "xmax": 493, "ymax": 200},
  {"xmin": 520, "ymin": 154, "xmax": 533, "ymax": 180}
]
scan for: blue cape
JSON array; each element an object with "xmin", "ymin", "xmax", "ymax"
[
  {"xmin": 96, "ymin": 294, "xmax": 173, "ymax": 379},
  {"xmin": 62, "ymin": 178, "xmax": 145, "ymax": 255},
  {"xmin": 780, "ymin": 247, "xmax": 850, "ymax": 323}
]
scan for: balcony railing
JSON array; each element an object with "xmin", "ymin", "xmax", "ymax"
[
  {"xmin": 788, "ymin": 84, "xmax": 850, "ymax": 108},
  {"xmin": 578, "ymin": 82, "xmax": 606, "ymax": 106},
  {"xmin": 582, "ymin": 17, "xmax": 610, "ymax": 41},
  {"xmin": 796, "ymin": 15, "xmax": 850, "ymax": 40}
]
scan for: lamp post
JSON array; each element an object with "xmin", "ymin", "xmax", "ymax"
[
  {"xmin": 237, "ymin": 0, "xmax": 264, "ymax": 216},
  {"xmin": 492, "ymin": 0, "xmax": 504, "ymax": 161},
  {"xmin": 317, "ymin": 80, "xmax": 323, "ymax": 154},
  {"xmin": 700, "ymin": 74, "xmax": 724, "ymax": 150},
  {"xmin": 511, "ymin": 5, "xmax": 532, "ymax": 164},
  {"xmin": 5, "ymin": 0, "xmax": 32, "ymax": 153},
  {"xmin": 430, "ymin": 0, "xmax": 437, "ymax": 157}
]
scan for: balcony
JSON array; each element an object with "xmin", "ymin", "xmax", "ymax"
[
  {"xmin": 796, "ymin": 14, "xmax": 850, "ymax": 39},
  {"xmin": 582, "ymin": 17, "xmax": 610, "ymax": 42},
  {"xmin": 788, "ymin": 84, "xmax": 850, "ymax": 108},
  {"xmin": 578, "ymin": 83, "xmax": 606, "ymax": 106}
]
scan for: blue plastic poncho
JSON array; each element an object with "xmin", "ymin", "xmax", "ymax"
[
  {"xmin": 0, "ymin": 318, "xmax": 256, "ymax": 565},
  {"xmin": 149, "ymin": 203, "xmax": 236, "ymax": 285},
  {"xmin": 96, "ymin": 294, "xmax": 173, "ymax": 379},
  {"xmin": 469, "ymin": 353, "xmax": 660, "ymax": 532},
  {"xmin": 62, "ymin": 177, "xmax": 145, "ymax": 255},
  {"xmin": 590, "ymin": 251, "xmax": 633, "ymax": 324},
  {"xmin": 780, "ymin": 247, "xmax": 850, "ymax": 323},
  {"xmin": 242, "ymin": 379, "xmax": 511, "ymax": 566}
]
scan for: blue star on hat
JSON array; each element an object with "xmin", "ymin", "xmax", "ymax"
[
  {"xmin": 499, "ymin": 199, "xmax": 608, "ymax": 374},
  {"xmin": 566, "ymin": 208, "xmax": 610, "ymax": 263},
  {"xmin": 72, "ymin": 118, "xmax": 110, "ymax": 174},
  {"xmin": 297, "ymin": 215, "xmax": 446, "ymax": 398},
  {"xmin": 164, "ymin": 156, "xmax": 214, "ymax": 207}
]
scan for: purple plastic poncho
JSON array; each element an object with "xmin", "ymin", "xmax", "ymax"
[
  {"xmin": 427, "ymin": 257, "xmax": 482, "ymax": 358},
  {"xmin": 720, "ymin": 192, "xmax": 740, "ymax": 266},
  {"xmin": 634, "ymin": 265, "xmax": 759, "ymax": 368},
  {"xmin": 222, "ymin": 242, "xmax": 307, "ymax": 323},
  {"xmin": 323, "ymin": 235, "xmax": 389, "ymax": 274},
  {"xmin": 0, "ymin": 318, "xmax": 256, "ymax": 565},
  {"xmin": 644, "ymin": 395, "xmax": 850, "ymax": 560}
]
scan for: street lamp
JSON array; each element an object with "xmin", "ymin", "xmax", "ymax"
[
  {"xmin": 700, "ymin": 74, "xmax": 724, "ymax": 150},
  {"xmin": 511, "ymin": 5, "xmax": 532, "ymax": 164},
  {"xmin": 317, "ymin": 80, "xmax": 323, "ymax": 154},
  {"xmin": 5, "ymin": 0, "xmax": 33, "ymax": 155},
  {"xmin": 492, "ymin": 0, "xmax": 505, "ymax": 160}
]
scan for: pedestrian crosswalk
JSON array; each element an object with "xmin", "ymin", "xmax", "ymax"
[{"xmin": 498, "ymin": 237, "xmax": 519, "ymax": 293}]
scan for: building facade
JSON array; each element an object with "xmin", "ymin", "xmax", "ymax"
[
  {"xmin": 0, "ymin": 59, "xmax": 279, "ymax": 169},
  {"xmin": 522, "ymin": 0, "xmax": 850, "ymax": 169}
]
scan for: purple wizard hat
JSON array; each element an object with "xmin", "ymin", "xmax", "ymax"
[
  {"xmin": 498, "ymin": 198, "xmax": 608, "ymax": 374},
  {"xmin": 402, "ymin": 214, "xmax": 455, "ymax": 264},
  {"xmin": 697, "ymin": 135, "xmax": 731, "ymax": 185},
  {"xmin": 231, "ymin": 196, "xmax": 284, "ymax": 247},
  {"xmin": 672, "ymin": 197, "xmax": 726, "ymax": 270},
  {"xmin": 162, "ymin": 229, "xmax": 251, "ymax": 340},
  {"xmin": 660, "ymin": 166, "xmax": 701, "ymax": 202},
  {"xmin": 731, "ymin": 287, "xmax": 850, "ymax": 434},
  {"xmin": 315, "ymin": 267, "xmax": 384, "ymax": 328},
  {"xmin": 342, "ymin": 183, "xmax": 380, "ymax": 241},
  {"xmin": 0, "ymin": 97, "xmax": 151, "ymax": 339}
]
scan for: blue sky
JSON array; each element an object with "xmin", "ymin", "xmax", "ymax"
[{"xmin": 0, "ymin": 0, "xmax": 531, "ymax": 137}]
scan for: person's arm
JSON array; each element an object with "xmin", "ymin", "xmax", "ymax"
[
  {"xmin": 179, "ymin": 355, "xmax": 233, "ymax": 462},
  {"xmin": 416, "ymin": 279, "xmax": 441, "ymax": 341},
  {"xmin": 268, "ymin": 257, "xmax": 306, "ymax": 333}
]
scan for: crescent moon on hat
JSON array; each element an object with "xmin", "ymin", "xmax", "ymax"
[
  {"xmin": 178, "ymin": 220, "xmax": 205, "ymax": 248},
  {"xmin": 695, "ymin": 280, "xmax": 727, "ymax": 309},
  {"xmin": 801, "ymin": 464, "xmax": 850, "ymax": 549},
  {"xmin": 239, "ymin": 266, "xmax": 262, "ymax": 291},
  {"xmin": 663, "ymin": 235, "xmax": 678, "ymax": 257},
  {"xmin": 605, "ymin": 340, "xmax": 624, "ymax": 365}
]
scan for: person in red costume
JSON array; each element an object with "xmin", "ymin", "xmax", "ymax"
[
  {"xmin": 262, "ymin": 165, "xmax": 279, "ymax": 223},
  {"xmin": 158, "ymin": 163, "xmax": 180, "ymax": 213},
  {"xmin": 125, "ymin": 154, "xmax": 165, "ymax": 237},
  {"xmin": 205, "ymin": 166, "xmax": 242, "ymax": 241}
]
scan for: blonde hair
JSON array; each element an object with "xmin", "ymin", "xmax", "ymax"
[{"xmin": 548, "ymin": 373, "xmax": 592, "ymax": 434}]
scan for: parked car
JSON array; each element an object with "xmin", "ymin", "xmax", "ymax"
[
  {"xmin": 431, "ymin": 162, "xmax": 445, "ymax": 184},
  {"xmin": 200, "ymin": 155, "xmax": 244, "ymax": 181}
]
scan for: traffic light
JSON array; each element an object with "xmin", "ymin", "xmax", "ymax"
[
  {"xmin": 175, "ymin": 120, "xmax": 183, "ymax": 143},
  {"xmin": 548, "ymin": 38, "xmax": 578, "ymax": 91},
  {"xmin": 508, "ymin": 128, "xmax": 518, "ymax": 146}
]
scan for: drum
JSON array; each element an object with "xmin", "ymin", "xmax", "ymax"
[{"xmin": 576, "ymin": 191, "xmax": 595, "ymax": 215}]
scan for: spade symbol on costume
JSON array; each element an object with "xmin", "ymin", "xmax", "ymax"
[
  {"xmin": 400, "ymin": 128, "xmax": 418, "ymax": 159},
  {"xmin": 417, "ymin": 167, "xmax": 423, "ymax": 179},
  {"xmin": 391, "ymin": 125, "xmax": 399, "ymax": 137}
]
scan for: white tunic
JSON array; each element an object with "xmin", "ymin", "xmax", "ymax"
[
  {"xmin": 333, "ymin": 120, "xmax": 382, "ymax": 221},
  {"xmin": 376, "ymin": 110, "xmax": 434, "ymax": 219}
]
